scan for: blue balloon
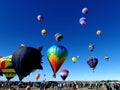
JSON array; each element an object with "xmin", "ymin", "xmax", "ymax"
[
  {"xmin": 87, "ymin": 56, "xmax": 98, "ymax": 71},
  {"xmin": 60, "ymin": 69, "xmax": 69, "ymax": 81}
]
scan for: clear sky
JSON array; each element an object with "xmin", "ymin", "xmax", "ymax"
[{"xmin": 0, "ymin": 0, "xmax": 120, "ymax": 81}]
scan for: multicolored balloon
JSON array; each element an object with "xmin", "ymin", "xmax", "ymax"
[
  {"xmin": 87, "ymin": 56, "xmax": 98, "ymax": 72},
  {"xmin": 2, "ymin": 69, "xmax": 16, "ymax": 81},
  {"xmin": 0, "ymin": 55, "xmax": 16, "ymax": 81},
  {"xmin": 60, "ymin": 69, "xmax": 69, "ymax": 81},
  {"xmin": 46, "ymin": 45, "xmax": 68, "ymax": 78},
  {"xmin": 0, "ymin": 55, "xmax": 12, "ymax": 69},
  {"xmin": 0, "ymin": 56, "xmax": 3, "ymax": 76},
  {"xmin": 82, "ymin": 7, "xmax": 88, "ymax": 14},
  {"xmin": 79, "ymin": 17, "xmax": 86, "ymax": 25},
  {"xmin": 88, "ymin": 43, "xmax": 94, "ymax": 52}
]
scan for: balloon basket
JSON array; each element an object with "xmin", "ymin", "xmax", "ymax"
[
  {"xmin": 92, "ymin": 68, "xmax": 94, "ymax": 72},
  {"xmin": 52, "ymin": 74, "xmax": 56, "ymax": 78}
]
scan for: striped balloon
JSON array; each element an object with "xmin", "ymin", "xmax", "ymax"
[
  {"xmin": 0, "ymin": 55, "xmax": 16, "ymax": 81},
  {"xmin": 60, "ymin": 69, "xmax": 69, "ymax": 81}
]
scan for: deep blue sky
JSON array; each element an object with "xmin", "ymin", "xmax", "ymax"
[{"xmin": 0, "ymin": 0, "xmax": 120, "ymax": 81}]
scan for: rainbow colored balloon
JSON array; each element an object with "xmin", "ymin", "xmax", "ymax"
[{"xmin": 46, "ymin": 45, "xmax": 68, "ymax": 78}]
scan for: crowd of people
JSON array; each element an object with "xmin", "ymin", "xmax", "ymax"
[{"xmin": 0, "ymin": 80, "xmax": 120, "ymax": 90}]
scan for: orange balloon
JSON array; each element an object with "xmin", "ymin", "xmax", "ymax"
[{"xmin": 35, "ymin": 74, "xmax": 40, "ymax": 80}]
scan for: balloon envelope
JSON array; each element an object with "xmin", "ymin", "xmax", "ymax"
[
  {"xmin": 37, "ymin": 15, "xmax": 43, "ymax": 21},
  {"xmin": 35, "ymin": 74, "xmax": 40, "ymax": 80},
  {"xmin": 60, "ymin": 69, "xmax": 69, "ymax": 81},
  {"xmin": 96, "ymin": 30, "xmax": 102, "ymax": 36},
  {"xmin": 46, "ymin": 45, "xmax": 68, "ymax": 77},
  {"xmin": 0, "ymin": 55, "xmax": 16, "ymax": 81},
  {"xmin": 88, "ymin": 43, "xmax": 94, "ymax": 51},
  {"xmin": 104, "ymin": 56, "xmax": 109, "ymax": 61},
  {"xmin": 79, "ymin": 17, "xmax": 86, "ymax": 25},
  {"xmin": 0, "ymin": 55, "xmax": 12, "ymax": 69},
  {"xmin": 79, "ymin": 17, "xmax": 86, "ymax": 21},
  {"xmin": 9, "ymin": 45, "xmax": 43, "ymax": 81},
  {"xmin": 55, "ymin": 33, "xmax": 63, "ymax": 42},
  {"xmin": 72, "ymin": 57, "xmax": 77, "ymax": 63},
  {"xmin": 87, "ymin": 56, "xmax": 98, "ymax": 71},
  {"xmin": 41, "ymin": 29, "xmax": 47, "ymax": 36},
  {"xmin": 2, "ymin": 69, "xmax": 16, "ymax": 81},
  {"xmin": 82, "ymin": 7, "xmax": 88, "ymax": 14}
]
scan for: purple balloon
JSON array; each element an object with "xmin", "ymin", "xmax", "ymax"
[
  {"xmin": 79, "ymin": 17, "xmax": 86, "ymax": 25},
  {"xmin": 37, "ymin": 15, "xmax": 43, "ymax": 21},
  {"xmin": 80, "ymin": 20, "xmax": 86, "ymax": 25},
  {"xmin": 82, "ymin": 8, "xmax": 88, "ymax": 14},
  {"xmin": 87, "ymin": 56, "xmax": 98, "ymax": 71}
]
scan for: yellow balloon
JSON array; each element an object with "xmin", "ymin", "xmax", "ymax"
[
  {"xmin": 72, "ymin": 57, "xmax": 77, "ymax": 63},
  {"xmin": 96, "ymin": 30, "xmax": 102, "ymax": 36},
  {"xmin": 41, "ymin": 29, "xmax": 47, "ymax": 36}
]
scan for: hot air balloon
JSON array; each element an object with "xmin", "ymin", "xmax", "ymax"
[
  {"xmin": 82, "ymin": 7, "xmax": 88, "ymax": 14},
  {"xmin": 87, "ymin": 56, "xmax": 98, "ymax": 72},
  {"xmin": 37, "ymin": 15, "xmax": 43, "ymax": 21},
  {"xmin": 55, "ymin": 33, "xmax": 63, "ymax": 42},
  {"xmin": 7, "ymin": 45, "xmax": 43, "ymax": 81},
  {"xmin": 79, "ymin": 17, "xmax": 86, "ymax": 25},
  {"xmin": 2, "ymin": 69, "xmax": 16, "ymax": 81},
  {"xmin": 72, "ymin": 57, "xmax": 77, "ymax": 63},
  {"xmin": 41, "ymin": 29, "xmax": 47, "ymax": 36},
  {"xmin": 88, "ymin": 43, "xmax": 94, "ymax": 52},
  {"xmin": 35, "ymin": 74, "xmax": 40, "ymax": 80},
  {"xmin": 0, "ymin": 55, "xmax": 16, "ymax": 81},
  {"xmin": 60, "ymin": 69, "xmax": 69, "ymax": 81},
  {"xmin": 104, "ymin": 56, "xmax": 109, "ymax": 61},
  {"xmin": 96, "ymin": 30, "xmax": 102, "ymax": 36},
  {"xmin": 46, "ymin": 45, "xmax": 68, "ymax": 78}
]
